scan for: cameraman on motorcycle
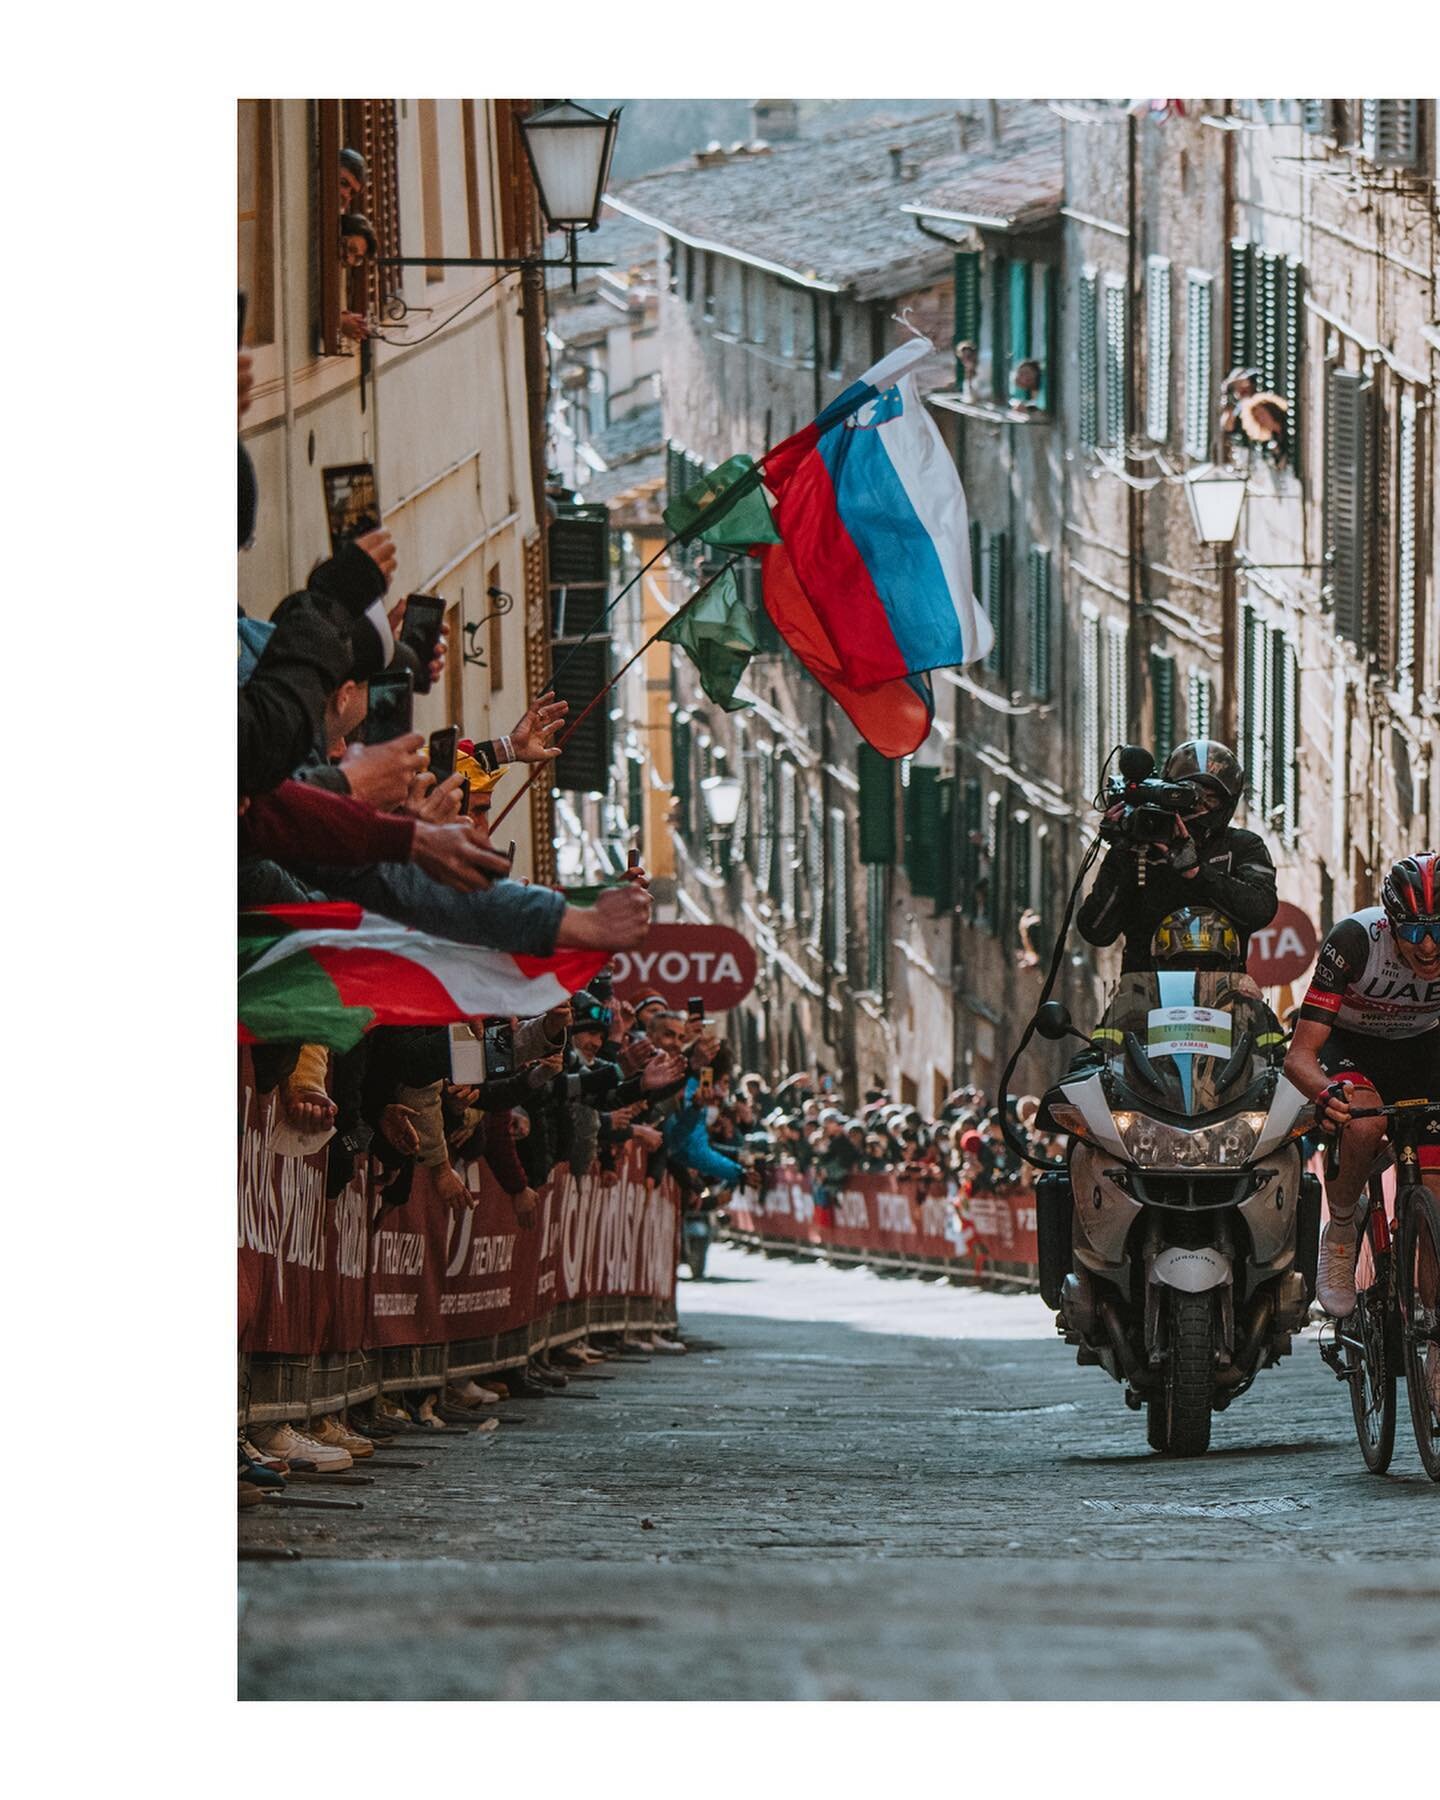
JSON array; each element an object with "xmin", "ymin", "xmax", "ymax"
[{"xmin": 1077, "ymin": 740, "xmax": 1278, "ymax": 972}]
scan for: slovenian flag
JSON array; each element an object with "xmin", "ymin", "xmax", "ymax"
[
  {"xmin": 761, "ymin": 337, "xmax": 991, "ymax": 753},
  {"xmin": 239, "ymin": 903, "xmax": 607, "ymax": 1051}
]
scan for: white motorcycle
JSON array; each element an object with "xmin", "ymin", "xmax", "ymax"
[{"xmin": 1032, "ymin": 969, "xmax": 1320, "ymax": 1456}]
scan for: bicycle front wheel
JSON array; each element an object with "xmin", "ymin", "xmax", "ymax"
[
  {"xmin": 1343, "ymin": 1223, "xmax": 1397, "ymax": 1475},
  {"xmin": 1401, "ymin": 1188, "xmax": 1440, "ymax": 1482}
]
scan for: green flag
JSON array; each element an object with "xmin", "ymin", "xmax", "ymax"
[
  {"xmin": 663, "ymin": 455, "xmax": 780, "ymax": 550},
  {"xmin": 659, "ymin": 565, "xmax": 759, "ymax": 712}
]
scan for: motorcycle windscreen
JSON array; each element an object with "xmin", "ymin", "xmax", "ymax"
[{"xmin": 1093, "ymin": 971, "xmax": 1278, "ymax": 1118}]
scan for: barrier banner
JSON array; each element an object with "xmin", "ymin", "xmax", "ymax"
[
  {"xmin": 727, "ymin": 1167, "xmax": 1037, "ymax": 1273},
  {"xmin": 240, "ymin": 1055, "xmax": 678, "ymax": 1355}
]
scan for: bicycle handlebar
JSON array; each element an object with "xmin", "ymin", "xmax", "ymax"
[{"xmin": 1320, "ymin": 1097, "xmax": 1440, "ymax": 1181}]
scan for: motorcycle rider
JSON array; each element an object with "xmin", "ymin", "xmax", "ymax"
[
  {"xmin": 1077, "ymin": 741, "xmax": 1278, "ymax": 971},
  {"xmin": 1283, "ymin": 854, "xmax": 1440, "ymax": 1334}
]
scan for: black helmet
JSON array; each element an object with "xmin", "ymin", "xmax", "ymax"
[
  {"xmin": 1163, "ymin": 739, "xmax": 1244, "ymax": 833},
  {"xmin": 571, "ymin": 990, "xmax": 612, "ymax": 1033},
  {"xmin": 1381, "ymin": 852, "xmax": 1440, "ymax": 930}
]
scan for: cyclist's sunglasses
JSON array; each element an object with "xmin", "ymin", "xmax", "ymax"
[{"xmin": 1394, "ymin": 919, "xmax": 1440, "ymax": 945}]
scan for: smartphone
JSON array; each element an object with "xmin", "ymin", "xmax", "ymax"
[
  {"xmin": 362, "ymin": 669, "xmax": 414, "ymax": 745},
  {"xmin": 505, "ymin": 839, "xmax": 516, "ymax": 865},
  {"xmin": 483, "ymin": 1020, "xmax": 515, "ymax": 1079},
  {"xmin": 698, "ymin": 1067, "xmax": 714, "ymax": 1097},
  {"xmin": 322, "ymin": 462, "xmax": 381, "ymax": 553},
  {"xmin": 427, "ymin": 726, "xmax": 459, "ymax": 786},
  {"xmin": 687, "ymin": 996, "xmax": 705, "ymax": 1021},
  {"xmin": 627, "ymin": 848, "xmax": 641, "ymax": 871},
  {"xmin": 457, "ymin": 781, "xmax": 471, "ymax": 818},
  {"xmin": 400, "ymin": 594, "xmax": 446, "ymax": 695}
]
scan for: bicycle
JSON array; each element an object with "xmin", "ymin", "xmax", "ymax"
[{"xmin": 1318, "ymin": 1098, "xmax": 1440, "ymax": 1481}]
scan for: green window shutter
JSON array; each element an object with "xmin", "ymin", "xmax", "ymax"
[
  {"xmin": 666, "ymin": 443, "xmax": 685, "ymax": 509},
  {"xmin": 1281, "ymin": 637, "xmax": 1300, "ymax": 845},
  {"xmin": 1257, "ymin": 249, "xmax": 1282, "ymax": 396},
  {"xmin": 1229, "ymin": 239, "xmax": 1253, "ymax": 373},
  {"xmin": 1104, "ymin": 618, "xmax": 1128, "ymax": 753},
  {"xmin": 827, "ymin": 806, "xmax": 849, "ymax": 978},
  {"xmin": 1150, "ymin": 649, "xmax": 1177, "ymax": 763},
  {"xmin": 1080, "ymin": 610, "xmax": 1101, "ymax": 799},
  {"xmin": 990, "ymin": 254, "xmax": 1008, "ymax": 393},
  {"xmin": 1240, "ymin": 604, "xmax": 1257, "ymax": 799},
  {"xmin": 984, "ymin": 529, "xmax": 1008, "ymax": 679},
  {"xmin": 1325, "ymin": 367, "xmax": 1372, "ymax": 651},
  {"xmin": 1187, "ymin": 668, "xmax": 1212, "ymax": 740},
  {"xmin": 1184, "ymin": 273, "xmax": 1213, "ymax": 460},
  {"xmin": 1145, "ymin": 257, "xmax": 1171, "ymax": 441},
  {"xmin": 1078, "ymin": 270, "xmax": 1099, "ymax": 449},
  {"xmin": 1009, "ymin": 813, "xmax": 1032, "ymax": 921},
  {"xmin": 755, "ymin": 758, "xmax": 774, "ymax": 891},
  {"xmin": 1282, "ymin": 258, "xmax": 1303, "ymax": 477},
  {"xmin": 934, "ymin": 776, "xmax": 956, "ymax": 912},
  {"xmin": 857, "ymin": 744, "xmax": 896, "ymax": 865},
  {"xmin": 778, "ymin": 760, "xmax": 798, "ymax": 923},
  {"xmin": 983, "ymin": 792, "xmax": 1002, "ymax": 935},
  {"xmin": 1397, "ymin": 392, "xmax": 1418, "ymax": 693},
  {"xmin": 1026, "ymin": 546, "xmax": 1052, "ymax": 698},
  {"xmin": 1034, "ymin": 264, "xmax": 1056, "ymax": 412},
  {"xmin": 865, "ymin": 864, "xmax": 890, "ymax": 996},
  {"xmin": 1269, "ymin": 627, "xmax": 1293, "ymax": 840},
  {"xmin": 953, "ymin": 251, "xmax": 981, "ymax": 372},
  {"xmin": 1103, "ymin": 279, "xmax": 1127, "ymax": 449},
  {"xmin": 903, "ymin": 764, "xmax": 943, "ymax": 900},
  {"xmin": 959, "ymin": 777, "xmax": 983, "ymax": 917},
  {"xmin": 1007, "ymin": 259, "xmax": 1031, "ymax": 398},
  {"xmin": 670, "ymin": 714, "xmax": 692, "ymax": 834}
]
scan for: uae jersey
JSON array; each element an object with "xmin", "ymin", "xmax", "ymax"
[{"xmin": 1300, "ymin": 907, "xmax": 1440, "ymax": 1039}]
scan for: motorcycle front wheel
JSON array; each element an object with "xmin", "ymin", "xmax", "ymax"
[{"xmin": 1146, "ymin": 1289, "xmax": 1214, "ymax": 1457}]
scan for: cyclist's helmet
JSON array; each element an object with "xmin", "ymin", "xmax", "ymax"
[
  {"xmin": 1162, "ymin": 740, "xmax": 1245, "ymax": 834},
  {"xmin": 1380, "ymin": 852, "xmax": 1440, "ymax": 936}
]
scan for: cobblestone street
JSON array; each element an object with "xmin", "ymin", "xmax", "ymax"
[{"xmin": 240, "ymin": 1246, "xmax": 1440, "ymax": 1700}]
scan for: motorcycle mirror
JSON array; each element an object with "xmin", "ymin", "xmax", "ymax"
[{"xmin": 1035, "ymin": 1001, "xmax": 1077, "ymax": 1042}]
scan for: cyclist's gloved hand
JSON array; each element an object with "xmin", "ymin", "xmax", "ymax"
[{"xmin": 1315, "ymin": 1080, "xmax": 1352, "ymax": 1133}]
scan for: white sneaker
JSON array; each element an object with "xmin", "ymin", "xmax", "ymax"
[
  {"xmin": 447, "ymin": 1379, "xmax": 500, "ymax": 1407},
  {"xmin": 649, "ymin": 1335, "xmax": 687, "ymax": 1355},
  {"xmin": 251, "ymin": 1421, "xmax": 353, "ymax": 1472},
  {"xmin": 1317, "ymin": 1221, "xmax": 1359, "ymax": 1318}
]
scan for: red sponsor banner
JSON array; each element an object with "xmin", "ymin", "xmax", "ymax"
[
  {"xmin": 610, "ymin": 924, "xmax": 758, "ymax": 1013},
  {"xmin": 726, "ymin": 1167, "xmax": 1036, "ymax": 1272},
  {"xmin": 1248, "ymin": 900, "xmax": 1319, "ymax": 987},
  {"xmin": 240, "ymin": 1053, "xmax": 678, "ymax": 1355}
]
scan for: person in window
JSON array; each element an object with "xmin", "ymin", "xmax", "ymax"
[
  {"xmin": 1011, "ymin": 358, "xmax": 1042, "ymax": 412},
  {"xmin": 1077, "ymin": 740, "xmax": 1277, "ymax": 972},
  {"xmin": 340, "ymin": 212, "xmax": 378, "ymax": 344},
  {"xmin": 1221, "ymin": 367, "xmax": 1289, "ymax": 465},
  {"xmin": 956, "ymin": 340, "xmax": 980, "ymax": 399},
  {"xmin": 339, "ymin": 146, "xmax": 367, "ymax": 210}
]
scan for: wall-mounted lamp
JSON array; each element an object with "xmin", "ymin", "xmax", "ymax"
[{"xmin": 463, "ymin": 586, "xmax": 515, "ymax": 668}]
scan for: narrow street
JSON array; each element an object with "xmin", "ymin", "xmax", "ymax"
[{"xmin": 239, "ymin": 1246, "xmax": 1440, "ymax": 1700}]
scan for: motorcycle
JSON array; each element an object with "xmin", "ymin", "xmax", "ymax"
[{"xmin": 1032, "ymin": 969, "xmax": 1320, "ymax": 1456}]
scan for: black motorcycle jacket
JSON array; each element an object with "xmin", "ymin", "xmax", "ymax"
[{"xmin": 1076, "ymin": 826, "xmax": 1278, "ymax": 973}]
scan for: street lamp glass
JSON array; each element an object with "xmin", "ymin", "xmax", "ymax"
[
  {"xmin": 700, "ymin": 773, "xmax": 743, "ymax": 828},
  {"xmin": 1183, "ymin": 465, "xmax": 1249, "ymax": 546},
  {"xmin": 519, "ymin": 100, "xmax": 621, "ymax": 232}
]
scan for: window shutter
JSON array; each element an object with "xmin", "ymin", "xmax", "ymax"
[
  {"xmin": 866, "ymin": 864, "xmax": 890, "ymax": 996},
  {"xmin": 1281, "ymin": 637, "xmax": 1300, "ymax": 845},
  {"xmin": 1229, "ymin": 239, "xmax": 1253, "ymax": 373},
  {"xmin": 1145, "ymin": 257, "xmax": 1171, "ymax": 441},
  {"xmin": 1282, "ymin": 258, "xmax": 1303, "ymax": 477},
  {"xmin": 1009, "ymin": 812, "xmax": 1032, "ymax": 920},
  {"xmin": 1184, "ymin": 273, "xmax": 1214, "ymax": 460},
  {"xmin": 1187, "ymin": 668, "xmax": 1213, "ymax": 740},
  {"xmin": 1302, "ymin": 99, "xmax": 1333, "ymax": 136},
  {"xmin": 983, "ymin": 792, "xmax": 1002, "ymax": 935},
  {"xmin": 960, "ymin": 778, "xmax": 983, "ymax": 917},
  {"xmin": 1080, "ymin": 610, "xmax": 1101, "ymax": 799},
  {"xmin": 1150, "ymin": 650, "xmax": 1177, "ymax": 762},
  {"xmin": 806, "ymin": 801, "xmax": 824, "ymax": 949},
  {"xmin": 1104, "ymin": 617, "xmax": 1128, "ymax": 752},
  {"xmin": 1008, "ymin": 259, "xmax": 1031, "ymax": 398},
  {"xmin": 1030, "ymin": 263, "xmax": 1056, "ymax": 411},
  {"xmin": 666, "ymin": 443, "xmax": 685, "ymax": 510},
  {"xmin": 903, "ymin": 765, "xmax": 943, "ymax": 900},
  {"xmin": 1240, "ymin": 604, "xmax": 1257, "ymax": 800},
  {"xmin": 755, "ymin": 757, "xmax": 775, "ymax": 891},
  {"xmin": 953, "ymin": 251, "xmax": 982, "ymax": 372},
  {"xmin": 549, "ymin": 504, "xmax": 612, "ymax": 794},
  {"xmin": 778, "ymin": 760, "xmax": 798, "ymax": 922},
  {"xmin": 1396, "ymin": 392, "xmax": 1418, "ymax": 696},
  {"xmin": 1256, "ymin": 250, "xmax": 1283, "ymax": 396},
  {"xmin": 1325, "ymin": 367, "xmax": 1372, "ymax": 651},
  {"xmin": 984, "ymin": 530, "xmax": 1009, "ymax": 679},
  {"xmin": 1364, "ymin": 99, "xmax": 1421, "ymax": 168},
  {"xmin": 1269, "ymin": 627, "xmax": 1299, "ymax": 844},
  {"xmin": 857, "ymin": 744, "xmax": 896, "ymax": 864},
  {"xmin": 828, "ymin": 807, "xmax": 849, "ymax": 977},
  {"xmin": 990, "ymin": 254, "xmax": 1009, "ymax": 394},
  {"xmin": 935, "ymin": 776, "xmax": 956, "ymax": 913},
  {"xmin": 1078, "ymin": 270, "xmax": 1099, "ymax": 449},
  {"xmin": 671, "ymin": 715, "xmax": 692, "ymax": 834},
  {"xmin": 1026, "ymin": 546, "xmax": 1052, "ymax": 698},
  {"xmin": 1103, "ymin": 279, "xmax": 1127, "ymax": 450}
]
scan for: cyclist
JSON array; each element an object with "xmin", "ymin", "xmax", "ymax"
[{"xmin": 1283, "ymin": 856, "xmax": 1440, "ymax": 1365}]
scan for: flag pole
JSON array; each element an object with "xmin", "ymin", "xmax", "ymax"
[{"xmin": 489, "ymin": 552, "xmax": 747, "ymax": 836}]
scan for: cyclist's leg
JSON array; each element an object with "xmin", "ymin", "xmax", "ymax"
[{"xmin": 1316, "ymin": 1047, "xmax": 1388, "ymax": 1316}]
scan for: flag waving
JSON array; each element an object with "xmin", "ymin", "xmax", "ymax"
[
  {"xmin": 239, "ymin": 904, "xmax": 607, "ymax": 1052},
  {"xmin": 763, "ymin": 337, "xmax": 992, "ymax": 696}
]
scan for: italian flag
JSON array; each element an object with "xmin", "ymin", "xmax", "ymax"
[{"xmin": 240, "ymin": 903, "xmax": 606, "ymax": 1050}]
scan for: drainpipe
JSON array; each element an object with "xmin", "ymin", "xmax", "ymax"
[{"xmin": 1218, "ymin": 103, "xmax": 1239, "ymax": 743}]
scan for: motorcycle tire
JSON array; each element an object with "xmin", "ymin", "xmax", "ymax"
[
  {"xmin": 1400, "ymin": 1188, "xmax": 1440, "ymax": 1483},
  {"xmin": 1035, "ymin": 1171, "xmax": 1073, "ymax": 1311},
  {"xmin": 687, "ymin": 1240, "xmax": 709, "ymax": 1281},
  {"xmin": 1344, "ymin": 1233, "xmax": 1397, "ymax": 1476},
  {"xmin": 1147, "ymin": 1289, "xmax": 1214, "ymax": 1458}
]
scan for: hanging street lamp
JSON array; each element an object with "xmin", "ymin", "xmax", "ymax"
[{"xmin": 1183, "ymin": 464, "xmax": 1249, "ymax": 546}]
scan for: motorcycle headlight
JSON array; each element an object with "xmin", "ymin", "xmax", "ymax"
[{"xmin": 1111, "ymin": 1110, "xmax": 1268, "ymax": 1168}]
